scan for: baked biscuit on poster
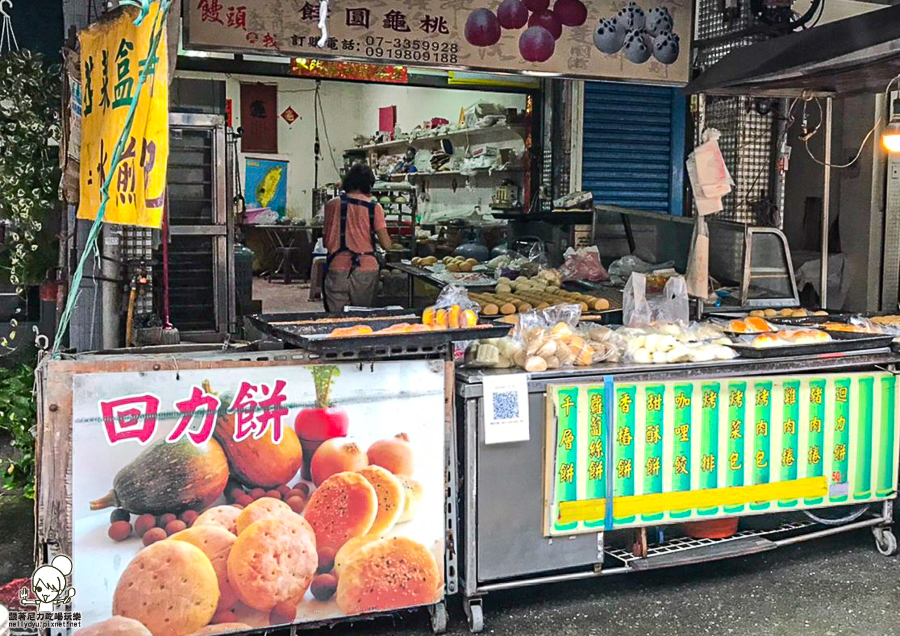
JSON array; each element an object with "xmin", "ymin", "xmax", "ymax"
[
  {"xmin": 227, "ymin": 516, "xmax": 317, "ymax": 611},
  {"xmin": 358, "ymin": 465, "xmax": 406, "ymax": 536},
  {"xmin": 303, "ymin": 471, "xmax": 377, "ymax": 551},
  {"xmin": 113, "ymin": 540, "xmax": 219, "ymax": 636},
  {"xmin": 336, "ymin": 537, "xmax": 442, "ymax": 615},
  {"xmin": 170, "ymin": 525, "xmax": 239, "ymax": 611}
]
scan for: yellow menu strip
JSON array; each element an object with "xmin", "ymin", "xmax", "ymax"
[{"xmin": 557, "ymin": 477, "xmax": 828, "ymax": 524}]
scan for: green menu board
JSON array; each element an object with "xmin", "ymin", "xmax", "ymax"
[{"xmin": 545, "ymin": 372, "xmax": 899, "ymax": 537}]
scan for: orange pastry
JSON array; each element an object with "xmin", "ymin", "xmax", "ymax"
[
  {"xmin": 336, "ymin": 537, "xmax": 442, "ymax": 615},
  {"xmin": 304, "ymin": 471, "xmax": 378, "ymax": 551},
  {"xmin": 745, "ymin": 316, "xmax": 773, "ymax": 332}
]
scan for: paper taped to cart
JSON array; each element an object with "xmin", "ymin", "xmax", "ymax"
[{"xmin": 543, "ymin": 372, "xmax": 899, "ymax": 536}]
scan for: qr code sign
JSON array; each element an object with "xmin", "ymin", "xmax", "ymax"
[{"xmin": 492, "ymin": 390, "xmax": 519, "ymax": 420}]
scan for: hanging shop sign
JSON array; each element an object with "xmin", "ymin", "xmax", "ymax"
[
  {"xmin": 185, "ymin": 0, "xmax": 691, "ymax": 84},
  {"xmin": 70, "ymin": 360, "xmax": 446, "ymax": 633},
  {"xmin": 77, "ymin": 5, "xmax": 169, "ymax": 228},
  {"xmin": 544, "ymin": 372, "xmax": 900, "ymax": 536}
]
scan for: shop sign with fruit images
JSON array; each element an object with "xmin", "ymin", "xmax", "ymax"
[
  {"xmin": 186, "ymin": 0, "xmax": 691, "ymax": 84},
  {"xmin": 70, "ymin": 360, "xmax": 447, "ymax": 635}
]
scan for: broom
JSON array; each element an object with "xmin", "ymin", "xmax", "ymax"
[{"xmin": 159, "ymin": 200, "xmax": 180, "ymax": 344}]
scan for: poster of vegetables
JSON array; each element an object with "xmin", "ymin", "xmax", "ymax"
[
  {"xmin": 185, "ymin": 0, "xmax": 692, "ymax": 84},
  {"xmin": 70, "ymin": 360, "xmax": 447, "ymax": 635}
]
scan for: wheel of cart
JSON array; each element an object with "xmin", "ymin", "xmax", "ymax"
[
  {"xmin": 464, "ymin": 598, "xmax": 484, "ymax": 633},
  {"xmin": 429, "ymin": 600, "xmax": 448, "ymax": 634},
  {"xmin": 873, "ymin": 526, "xmax": 898, "ymax": 556}
]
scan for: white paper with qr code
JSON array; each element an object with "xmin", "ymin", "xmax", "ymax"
[{"xmin": 482, "ymin": 373, "xmax": 530, "ymax": 444}]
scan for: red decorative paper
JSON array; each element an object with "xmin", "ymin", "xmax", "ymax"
[{"xmin": 281, "ymin": 106, "xmax": 300, "ymax": 124}]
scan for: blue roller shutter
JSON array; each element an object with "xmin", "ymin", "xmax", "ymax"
[{"xmin": 581, "ymin": 82, "xmax": 686, "ymax": 215}]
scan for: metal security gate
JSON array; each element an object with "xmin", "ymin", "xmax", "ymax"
[{"xmin": 581, "ymin": 82, "xmax": 686, "ymax": 215}]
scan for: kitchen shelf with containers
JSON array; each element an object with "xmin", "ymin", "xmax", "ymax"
[{"xmin": 373, "ymin": 182, "xmax": 417, "ymax": 258}]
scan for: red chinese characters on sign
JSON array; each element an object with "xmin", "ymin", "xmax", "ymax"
[
  {"xmin": 281, "ymin": 107, "xmax": 300, "ymax": 124},
  {"xmin": 228, "ymin": 380, "xmax": 289, "ymax": 443},
  {"xmin": 100, "ymin": 394, "xmax": 161, "ymax": 446},
  {"xmin": 168, "ymin": 386, "xmax": 221, "ymax": 444}
]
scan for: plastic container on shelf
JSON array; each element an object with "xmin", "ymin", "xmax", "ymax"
[{"xmin": 681, "ymin": 518, "xmax": 739, "ymax": 539}]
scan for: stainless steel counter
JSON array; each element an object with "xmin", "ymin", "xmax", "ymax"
[
  {"xmin": 456, "ymin": 349, "xmax": 900, "ymax": 397},
  {"xmin": 455, "ymin": 348, "xmax": 900, "ymax": 632}
]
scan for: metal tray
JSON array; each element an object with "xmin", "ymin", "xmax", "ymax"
[
  {"xmin": 731, "ymin": 332, "xmax": 892, "ymax": 358},
  {"xmin": 248, "ymin": 311, "xmax": 512, "ymax": 359}
]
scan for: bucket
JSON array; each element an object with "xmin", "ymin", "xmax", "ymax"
[{"xmin": 681, "ymin": 517, "xmax": 739, "ymax": 539}]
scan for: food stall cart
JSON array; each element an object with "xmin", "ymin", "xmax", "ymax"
[{"xmin": 452, "ymin": 6, "xmax": 900, "ymax": 631}]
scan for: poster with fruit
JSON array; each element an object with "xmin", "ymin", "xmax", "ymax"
[
  {"xmin": 185, "ymin": 0, "xmax": 691, "ymax": 84},
  {"xmin": 70, "ymin": 360, "xmax": 447, "ymax": 635}
]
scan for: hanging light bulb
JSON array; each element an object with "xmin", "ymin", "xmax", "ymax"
[{"xmin": 883, "ymin": 99, "xmax": 900, "ymax": 152}]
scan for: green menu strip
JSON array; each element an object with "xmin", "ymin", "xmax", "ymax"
[
  {"xmin": 699, "ymin": 382, "xmax": 720, "ymax": 515},
  {"xmin": 831, "ymin": 377, "xmax": 850, "ymax": 503},
  {"xmin": 642, "ymin": 385, "xmax": 665, "ymax": 522},
  {"xmin": 877, "ymin": 375, "xmax": 897, "ymax": 497},
  {"xmin": 750, "ymin": 381, "xmax": 772, "ymax": 510},
  {"xmin": 779, "ymin": 380, "xmax": 800, "ymax": 507},
  {"xmin": 553, "ymin": 387, "xmax": 579, "ymax": 533},
  {"xmin": 584, "ymin": 387, "xmax": 606, "ymax": 528},
  {"xmin": 725, "ymin": 381, "xmax": 747, "ymax": 514},
  {"xmin": 614, "ymin": 385, "xmax": 636, "ymax": 525},
  {"xmin": 805, "ymin": 379, "xmax": 826, "ymax": 505},
  {"xmin": 670, "ymin": 383, "xmax": 693, "ymax": 518},
  {"xmin": 853, "ymin": 376, "xmax": 874, "ymax": 500}
]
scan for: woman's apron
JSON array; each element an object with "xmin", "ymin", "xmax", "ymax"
[{"xmin": 323, "ymin": 194, "xmax": 378, "ymax": 313}]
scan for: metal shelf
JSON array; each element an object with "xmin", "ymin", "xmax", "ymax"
[{"xmin": 347, "ymin": 124, "xmax": 527, "ymax": 154}]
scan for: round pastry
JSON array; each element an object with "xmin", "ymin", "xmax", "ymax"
[
  {"xmin": 235, "ymin": 497, "xmax": 302, "ymax": 535},
  {"xmin": 334, "ymin": 535, "xmax": 384, "ymax": 576},
  {"xmin": 194, "ymin": 505, "xmax": 242, "ymax": 535},
  {"xmin": 169, "ymin": 525, "xmax": 239, "ymax": 612},
  {"xmin": 357, "ymin": 465, "xmax": 406, "ymax": 536},
  {"xmin": 113, "ymin": 541, "xmax": 219, "ymax": 636},
  {"xmin": 336, "ymin": 537, "xmax": 442, "ymax": 615},
  {"xmin": 227, "ymin": 516, "xmax": 317, "ymax": 611},
  {"xmin": 303, "ymin": 472, "xmax": 378, "ymax": 551},
  {"xmin": 397, "ymin": 476, "xmax": 424, "ymax": 524},
  {"xmin": 74, "ymin": 617, "xmax": 152, "ymax": 636}
]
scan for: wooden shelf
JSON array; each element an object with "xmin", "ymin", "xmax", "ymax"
[{"xmin": 346, "ymin": 124, "xmax": 526, "ymax": 154}]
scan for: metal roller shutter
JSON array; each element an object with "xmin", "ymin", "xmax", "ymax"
[{"xmin": 581, "ymin": 82, "xmax": 686, "ymax": 215}]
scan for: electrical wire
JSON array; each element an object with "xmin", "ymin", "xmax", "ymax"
[
  {"xmin": 315, "ymin": 85, "xmax": 341, "ymax": 176},
  {"xmin": 801, "ymin": 74, "xmax": 900, "ymax": 170}
]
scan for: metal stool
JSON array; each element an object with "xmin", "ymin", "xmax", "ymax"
[{"xmin": 270, "ymin": 246, "xmax": 303, "ymax": 284}]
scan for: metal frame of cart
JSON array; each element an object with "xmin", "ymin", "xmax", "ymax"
[
  {"xmin": 455, "ymin": 351, "xmax": 899, "ymax": 633},
  {"xmin": 34, "ymin": 348, "xmax": 459, "ymax": 635}
]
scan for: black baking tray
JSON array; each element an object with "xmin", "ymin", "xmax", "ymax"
[
  {"xmin": 248, "ymin": 310, "xmax": 512, "ymax": 356},
  {"xmin": 731, "ymin": 331, "xmax": 893, "ymax": 358}
]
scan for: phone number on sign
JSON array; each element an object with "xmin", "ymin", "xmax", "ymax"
[{"xmin": 364, "ymin": 36, "xmax": 459, "ymax": 64}]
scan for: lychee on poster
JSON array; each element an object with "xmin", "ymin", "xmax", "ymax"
[{"xmin": 70, "ymin": 360, "xmax": 447, "ymax": 635}]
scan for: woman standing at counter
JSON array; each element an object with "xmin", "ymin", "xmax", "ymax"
[{"xmin": 323, "ymin": 163, "xmax": 393, "ymax": 312}]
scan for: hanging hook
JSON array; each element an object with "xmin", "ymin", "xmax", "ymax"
[{"xmin": 0, "ymin": 0, "xmax": 11, "ymax": 19}]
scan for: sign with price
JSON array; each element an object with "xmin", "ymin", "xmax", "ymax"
[
  {"xmin": 184, "ymin": 0, "xmax": 692, "ymax": 84},
  {"xmin": 544, "ymin": 372, "xmax": 900, "ymax": 536},
  {"xmin": 78, "ymin": 5, "xmax": 169, "ymax": 228}
]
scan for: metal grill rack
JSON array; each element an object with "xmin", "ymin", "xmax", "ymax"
[
  {"xmin": 605, "ymin": 520, "xmax": 814, "ymax": 566},
  {"xmin": 693, "ymin": 0, "xmax": 781, "ymax": 225}
]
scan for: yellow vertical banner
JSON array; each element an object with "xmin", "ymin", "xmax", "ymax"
[{"xmin": 78, "ymin": 5, "xmax": 168, "ymax": 228}]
